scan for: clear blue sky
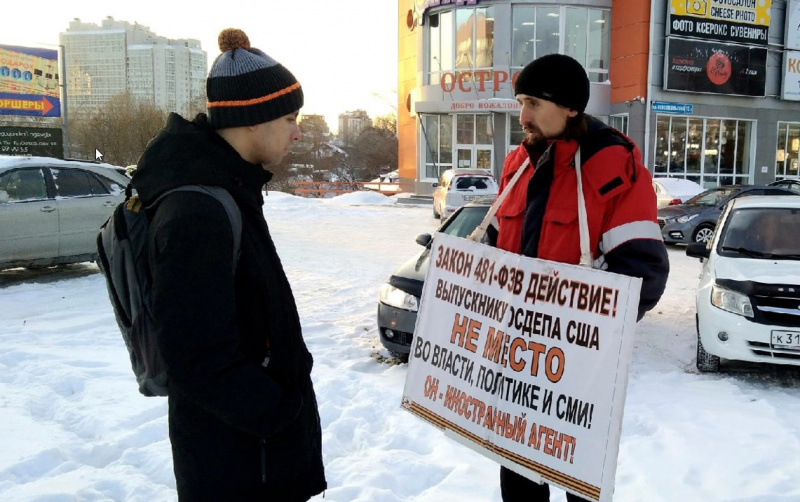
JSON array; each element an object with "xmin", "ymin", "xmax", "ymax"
[{"xmin": 2, "ymin": 0, "xmax": 399, "ymax": 132}]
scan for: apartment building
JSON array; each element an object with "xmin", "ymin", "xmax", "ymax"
[{"xmin": 59, "ymin": 17, "xmax": 206, "ymax": 117}]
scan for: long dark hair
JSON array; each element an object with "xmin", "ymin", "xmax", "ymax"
[{"xmin": 564, "ymin": 113, "xmax": 589, "ymax": 142}]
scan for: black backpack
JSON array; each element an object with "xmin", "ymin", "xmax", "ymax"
[{"xmin": 96, "ymin": 185, "xmax": 242, "ymax": 397}]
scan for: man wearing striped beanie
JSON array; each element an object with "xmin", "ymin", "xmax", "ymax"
[
  {"xmin": 207, "ymin": 28, "xmax": 305, "ymax": 166},
  {"xmin": 130, "ymin": 29, "xmax": 326, "ymax": 501}
]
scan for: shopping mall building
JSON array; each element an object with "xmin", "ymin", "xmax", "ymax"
[{"xmin": 397, "ymin": 0, "xmax": 800, "ymax": 194}]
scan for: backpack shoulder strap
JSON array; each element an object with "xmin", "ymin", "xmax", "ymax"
[{"xmin": 149, "ymin": 185, "xmax": 242, "ymax": 270}]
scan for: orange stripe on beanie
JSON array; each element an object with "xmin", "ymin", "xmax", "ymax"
[
  {"xmin": 207, "ymin": 82, "xmax": 302, "ymax": 109},
  {"xmin": 206, "ymin": 28, "xmax": 303, "ymax": 128}
]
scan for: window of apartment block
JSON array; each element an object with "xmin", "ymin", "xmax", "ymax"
[
  {"xmin": 655, "ymin": 115, "xmax": 752, "ymax": 188},
  {"xmin": 427, "ymin": 6, "xmax": 494, "ymax": 85},
  {"xmin": 776, "ymin": 122, "xmax": 800, "ymax": 179},
  {"xmin": 511, "ymin": 5, "xmax": 609, "ymax": 82}
]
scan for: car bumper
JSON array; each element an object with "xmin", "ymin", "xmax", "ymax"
[
  {"xmin": 377, "ymin": 301, "xmax": 417, "ymax": 354},
  {"xmin": 697, "ymin": 298, "xmax": 800, "ymax": 367},
  {"xmin": 660, "ymin": 221, "xmax": 694, "ymax": 244}
]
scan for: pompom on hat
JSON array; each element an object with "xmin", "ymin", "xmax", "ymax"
[
  {"xmin": 206, "ymin": 28, "xmax": 303, "ymax": 129},
  {"xmin": 514, "ymin": 54, "xmax": 590, "ymax": 114}
]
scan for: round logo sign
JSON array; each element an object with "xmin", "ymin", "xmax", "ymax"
[{"xmin": 706, "ymin": 51, "xmax": 731, "ymax": 86}]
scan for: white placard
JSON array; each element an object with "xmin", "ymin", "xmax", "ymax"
[{"xmin": 402, "ymin": 233, "xmax": 641, "ymax": 502}]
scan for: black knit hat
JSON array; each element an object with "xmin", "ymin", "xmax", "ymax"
[
  {"xmin": 514, "ymin": 54, "xmax": 590, "ymax": 113},
  {"xmin": 206, "ymin": 28, "xmax": 303, "ymax": 129}
]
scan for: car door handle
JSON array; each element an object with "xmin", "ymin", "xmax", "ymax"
[
  {"xmin": 103, "ymin": 201, "xmax": 116, "ymax": 207},
  {"xmin": 40, "ymin": 206, "xmax": 57, "ymax": 213}
]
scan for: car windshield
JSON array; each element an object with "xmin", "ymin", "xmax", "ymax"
[
  {"xmin": 441, "ymin": 206, "xmax": 489, "ymax": 238},
  {"xmin": 719, "ymin": 207, "xmax": 800, "ymax": 259},
  {"xmin": 685, "ymin": 187, "xmax": 738, "ymax": 206}
]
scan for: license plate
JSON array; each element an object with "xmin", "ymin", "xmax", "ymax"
[
  {"xmin": 771, "ymin": 330, "xmax": 800, "ymax": 351},
  {"xmin": 462, "ymin": 195, "xmax": 480, "ymax": 201}
]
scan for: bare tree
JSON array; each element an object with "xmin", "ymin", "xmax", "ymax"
[
  {"xmin": 67, "ymin": 92, "xmax": 168, "ymax": 166},
  {"xmin": 373, "ymin": 113, "xmax": 397, "ymax": 136},
  {"xmin": 339, "ymin": 117, "xmax": 398, "ymax": 182},
  {"xmin": 294, "ymin": 114, "xmax": 341, "ymax": 181}
]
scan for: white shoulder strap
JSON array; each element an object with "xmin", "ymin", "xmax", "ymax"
[
  {"xmin": 467, "ymin": 157, "xmax": 530, "ymax": 243},
  {"xmin": 468, "ymin": 148, "xmax": 593, "ymax": 269},
  {"xmin": 575, "ymin": 148, "xmax": 593, "ymax": 268}
]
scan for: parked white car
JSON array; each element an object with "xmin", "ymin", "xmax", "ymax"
[
  {"xmin": 686, "ymin": 196, "xmax": 800, "ymax": 372},
  {"xmin": 432, "ymin": 168, "xmax": 497, "ymax": 219},
  {"xmin": 652, "ymin": 177, "xmax": 704, "ymax": 208}
]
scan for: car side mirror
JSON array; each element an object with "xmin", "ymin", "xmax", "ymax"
[
  {"xmin": 432, "ymin": 183, "xmax": 439, "ymax": 188},
  {"xmin": 416, "ymin": 233, "xmax": 432, "ymax": 247},
  {"xmin": 686, "ymin": 242, "xmax": 710, "ymax": 260},
  {"xmin": 0, "ymin": 189, "xmax": 8, "ymax": 204}
]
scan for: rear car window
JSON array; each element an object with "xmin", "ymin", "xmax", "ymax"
[{"xmin": 451, "ymin": 176, "xmax": 493, "ymax": 190}]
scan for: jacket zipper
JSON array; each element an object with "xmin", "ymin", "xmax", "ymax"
[{"xmin": 260, "ymin": 438, "xmax": 267, "ymax": 483}]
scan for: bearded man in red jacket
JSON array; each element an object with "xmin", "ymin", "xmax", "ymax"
[{"xmin": 494, "ymin": 54, "xmax": 670, "ymax": 502}]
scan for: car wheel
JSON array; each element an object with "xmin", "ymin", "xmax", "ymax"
[
  {"xmin": 696, "ymin": 316, "xmax": 720, "ymax": 373},
  {"xmin": 692, "ymin": 223, "xmax": 715, "ymax": 244}
]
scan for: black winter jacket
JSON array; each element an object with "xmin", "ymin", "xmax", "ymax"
[{"xmin": 132, "ymin": 113, "xmax": 326, "ymax": 501}]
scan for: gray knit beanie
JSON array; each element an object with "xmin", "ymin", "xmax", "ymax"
[{"xmin": 206, "ymin": 28, "xmax": 303, "ymax": 129}]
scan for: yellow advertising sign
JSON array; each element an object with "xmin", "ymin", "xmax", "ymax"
[
  {"xmin": 669, "ymin": 0, "xmax": 771, "ymax": 45},
  {"xmin": 670, "ymin": 0, "xmax": 771, "ymax": 27}
]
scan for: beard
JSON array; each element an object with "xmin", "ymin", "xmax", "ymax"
[{"xmin": 523, "ymin": 125, "xmax": 546, "ymax": 147}]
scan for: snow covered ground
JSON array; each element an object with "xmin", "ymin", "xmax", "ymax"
[{"xmin": 1, "ymin": 191, "xmax": 799, "ymax": 501}]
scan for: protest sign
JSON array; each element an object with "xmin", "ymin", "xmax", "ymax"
[{"xmin": 401, "ymin": 233, "xmax": 641, "ymax": 502}]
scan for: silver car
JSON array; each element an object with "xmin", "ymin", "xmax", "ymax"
[
  {"xmin": 432, "ymin": 168, "xmax": 497, "ymax": 220},
  {"xmin": 0, "ymin": 155, "xmax": 130, "ymax": 270}
]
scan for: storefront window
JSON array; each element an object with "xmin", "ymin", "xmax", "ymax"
[
  {"xmin": 776, "ymin": 122, "xmax": 800, "ymax": 179},
  {"xmin": 428, "ymin": 11, "xmax": 454, "ymax": 85},
  {"xmin": 476, "ymin": 115, "xmax": 492, "ymax": 144},
  {"xmin": 457, "ymin": 115, "xmax": 475, "ymax": 144},
  {"xmin": 428, "ymin": 7, "xmax": 493, "ymax": 85},
  {"xmin": 655, "ymin": 115, "xmax": 752, "ymax": 187},
  {"xmin": 587, "ymin": 9, "xmax": 610, "ymax": 82},
  {"xmin": 455, "ymin": 114, "xmax": 494, "ymax": 171},
  {"xmin": 536, "ymin": 7, "xmax": 560, "ymax": 63},
  {"xmin": 735, "ymin": 120, "xmax": 751, "ymax": 177},
  {"xmin": 703, "ymin": 119, "xmax": 720, "ymax": 175},
  {"xmin": 422, "ymin": 114, "xmax": 453, "ymax": 179},
  {"xmin": 669, "ymin": 117, "xmax": 688, "ymax": 174},
  {"xmin": 456, "ymin": 9, "xmax": 475, "ymax": 72},
  {"xmin": 686, "ymin": 118, "xmax": 703, "ymax": 174},
  {"xmin": 565, "ymin": 8, "xmax": 587, "ymax": 73},
  {"xmin": 508, "ymin": 115, "xmax": 525, "ymax": 154},
  {"xmin": 609, "ymin": 114, "xmax": 628, "ymax": 135},
  {"xmin": 512, "ymin": 6, "xmax": 536, "ymax": 67},
  {"xmin": 510, "ymin": 5, "xmax": 608, "ymax": 82}
]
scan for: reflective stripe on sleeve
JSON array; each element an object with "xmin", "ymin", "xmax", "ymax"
[{"xmin": 599, "ymin": 220, "xmax": 663, "ymax": 254}]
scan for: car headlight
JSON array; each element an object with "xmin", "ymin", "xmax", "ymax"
[
  {"xmin": 710, "ymin": 284, "xmax": 753, "ymax": 318},
  {"xmin": 379, "ymin": 283, "xmax": 419, "ymax": 312},
  {"xmin": 676, "ymin": 213, "xmax": 699, "ymax": 224}
]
